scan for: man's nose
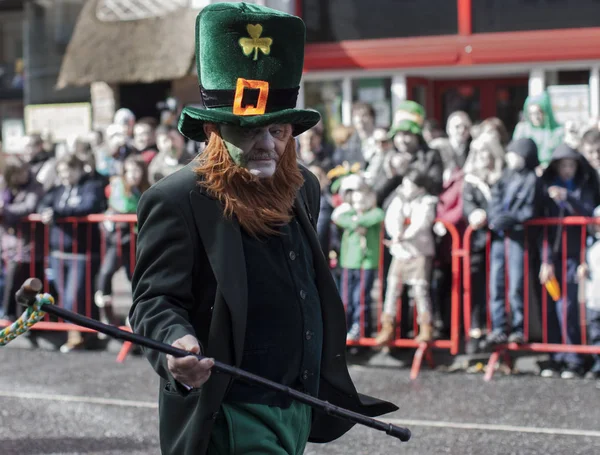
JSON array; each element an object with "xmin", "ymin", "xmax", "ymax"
[{"xmin": 255, "ymin": 129, "xmax": 275, "ymax": 150}]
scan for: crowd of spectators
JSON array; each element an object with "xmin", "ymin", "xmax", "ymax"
[
  {"xmin": 0, "ymin": 108, "xmax": 198, "ymax": 352},
  {"xmin": 300, "ymin": 93, "xmax": 600, "ymax": 380},
  {"xmin": 2, "ymin": 93, "xmax": 600, "ymax": 380}
]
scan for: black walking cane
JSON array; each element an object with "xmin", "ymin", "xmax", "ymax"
[{"xmin": 12, "ymin": 278, "xmax": 411, "ymax": 442}]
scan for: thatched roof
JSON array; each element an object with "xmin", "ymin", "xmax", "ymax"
[{"xmin": 57, "ymin": 0, "xmax": 199, "ymax": 88}]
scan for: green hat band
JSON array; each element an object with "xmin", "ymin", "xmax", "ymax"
[{"xmin": 200, "ymin": 83, "xmax": 299, "ymax": 113}]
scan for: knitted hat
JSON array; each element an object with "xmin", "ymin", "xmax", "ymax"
[
  {"xmin": 388, "ymin": 100, "xmax": 426, "ymax": 137},
  {"xmin": 178, "ymin": 2, "xmax": 321, "ymax": 142}
]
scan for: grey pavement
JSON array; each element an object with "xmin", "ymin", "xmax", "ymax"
[
  {"xmin": 2, "ymin": 272, "xmax": 600, "ymax": 454},
  {"xmin": 1, "ymin": 341, "xmax": 599, "ymax": 455}
]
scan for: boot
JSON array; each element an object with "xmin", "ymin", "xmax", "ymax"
[
  {"xmin": 95, "ymin": 291, "xmax": 116, "ymax": 337},
  {"xmin": 60, "ymin": 330, "xmax": 84, "ymax": 353},
  {"xmin": 374, "ymin": 314, "xmax": 395, "ymax": 346},
  {"xmin": 415, "ymin": 323, "xmax": 433, "ymax": 343}
]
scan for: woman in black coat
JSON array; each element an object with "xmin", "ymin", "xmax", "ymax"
[{"xmin": 461, "ymin": 131, "xmax": 505, "ymax": 353}]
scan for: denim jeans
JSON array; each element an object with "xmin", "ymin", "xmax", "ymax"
[
  {"xmin": 549, "ymin": 258, "xmax": 584, "ymax": 368},
  {"xmin": 342, "ymin": 268, "xmax": 375, "ymax": 337},
  {"xmin": 489, "ymin": 234, "xmax": 525, "ymax": 334},
  {"xmin": 470, "ymin": 250, "xmax": 488, "ymax": 332},
  {"xmin": 48, "ymin": 253, "xmax": 99, "ymax": 316},
  {"xmin": 588, "ymin": 307, "xmax": 600, "ymax": 373}
]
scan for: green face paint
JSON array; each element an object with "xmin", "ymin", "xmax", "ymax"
[{"xmin": 223, "ymin": 139, "xmax": 248, "ymax": 167}]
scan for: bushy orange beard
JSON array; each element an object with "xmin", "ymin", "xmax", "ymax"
[{"xmin": 194, "ymin": 132, "xmax": 304, "ymax": 238}]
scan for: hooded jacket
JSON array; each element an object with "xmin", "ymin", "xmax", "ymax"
[
  {"xmin": 384, "ymin": 189, "xmax": 438, "ymax": 260},
  {"xmin": 540, "ymin": 143, "xmax": 600, "ymax": 263},
  {"xmin": 488, "ymin": 138, "xmax": 543, "ymax": 235},
  {"xmin": 512, "ymin": 91, "xmax": 564, "ymax": 166}
]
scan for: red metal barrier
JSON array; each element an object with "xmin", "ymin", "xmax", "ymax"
[
  {"xmin": 344, "ymin": 219, "xmax": 461, "ymax": 380},
  {"xmin": 463, "ymin": 217, "xmax": 600, "ymax": 381},
  {"xmin": 0, "ymin": 214, "xmax": 137, "ymax": 362}
]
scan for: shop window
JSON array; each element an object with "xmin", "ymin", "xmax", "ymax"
[
  {"xmin": 302, "ymin": 0, "xmax": 457, "ymax": 43},
  {"xmin": 472, "ymin": 0, "xmax": 600, "ymax": 34},
  {"xmin": 440, "ymin": 85, "xmax": 481, "ymax": 127},
  {"xmin": 557, "ymin": 70, "xmax": 591, "ymax": 86},
  {"xmin": 304, "ymin": 80, "xmax": 343, "ymax": 138},
  {"xmin": 351, "ymin": 77, "xmax": 392, "ymax": 128},
  {"xmin": 496, "ymin": 85, "xmax": 528, "ymax": 135},
  {"xmin": 0, "ymin": 11, "xmax": 24, "ymax": 94}
]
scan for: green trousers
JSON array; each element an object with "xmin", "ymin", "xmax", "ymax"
[{"xmin": 207, "ymin": 401, "xmax": 312, "ymax": 455}]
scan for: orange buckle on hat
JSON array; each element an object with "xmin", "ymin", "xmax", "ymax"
[{"xmin": 233, "ymin": 78, "xmax": 269, "ymax": 116}]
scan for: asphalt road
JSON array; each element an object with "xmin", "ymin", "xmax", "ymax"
[{"xmin": 1, "ymin": 337, "xmax": 599, "ymax": 455}]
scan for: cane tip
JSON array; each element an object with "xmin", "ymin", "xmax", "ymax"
[
  {"xmin": 24, "ymin": 278, "xmax": 43, "ymax": 294},
  {"xmin": 387, "ymin": 423, "xmax": 411, "ymax": 442}
]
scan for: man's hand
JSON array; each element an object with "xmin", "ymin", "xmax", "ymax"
[
  {"xmin": 433, "ymin": 221, "xmax": 447, "ymax": 237},
  {"xmin": 356, "ymin": 226, "xmax": 367, "ymax": 236},
  {"xmin": 389, "ymin": 152, "xmax": 411, "ymax": 176},
  {"xmin": 548, "ymin": 186, "xmax": 567, "ymax": 202},
  {"xmin": 468, "ymin": 209, "xmax": 487, "ymax": 230},
  {"xmin": 576, "ymin": 263, "xmax": 589, "ymax": 283},
  {"xmin": 539, "ymin": 263, "xmax": 555, "ymax": 285},
  {"xmin": 167, "ymin": 335, "xmax": 214, "ymax": 389},
  {"xmin": 40, "ymin": 208, "xmax": 54, "ymax": 225}
]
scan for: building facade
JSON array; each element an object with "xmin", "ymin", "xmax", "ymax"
[{"xmin": 297, "ymin": 0, "xmax": 600, "ymax": 135}]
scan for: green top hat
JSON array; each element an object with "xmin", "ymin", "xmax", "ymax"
[
  {"xmin": 388, "ymin": 100, "xmax": 426, "ymax": 138},
  {"xmin": 178, "ymin": 2, "xmax": 321, "ymax": 142}
]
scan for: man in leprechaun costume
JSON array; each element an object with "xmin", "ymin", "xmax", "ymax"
[{"xmin": 129, "ymin": 3, "xmax": 397, "ymax": 454}]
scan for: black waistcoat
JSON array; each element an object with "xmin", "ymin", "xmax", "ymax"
[{"xmin": 224, "ymin": 217, "xmax": 323, "ymax": 407}]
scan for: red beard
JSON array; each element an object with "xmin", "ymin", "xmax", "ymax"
[{"xmin": 194, "ymin": 132, "xmax": 304, "ymax": 238}]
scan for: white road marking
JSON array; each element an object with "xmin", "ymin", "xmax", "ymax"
[
  {"xmin": 386, "ymin": 419, "xmax": 600, "ymax": 438},
  {"xmin": 1, "ymin": 390, "xmax": 598, "ymax": 438},
  {"xmin": 0, "ymin": 390, "xmax": 157, "ymax": 408}
]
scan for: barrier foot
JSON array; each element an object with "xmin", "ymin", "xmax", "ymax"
[
  {"xmin": 116, "ymin": 341, "xmax": 134, "ymax": 363},
  {"xmin": 410, "ymin": 342, "xmax": 430, "ymax": 380},
  {"xmin": 484, "ymin": 349, "xmax": 502, "ymax": 382},
  {"xmin": 502, "ymin": 351, "xmax": 513, "ymax": 371},
  {"xmin": 116, "ymin": 326, "xmax": 134, "ymax": 363},
  {"xmin": 425, "ymin": 347, "xmax": 435, "ymax": 369},
  {"xmin": 117, "ymin": 341, "xmax": 133, "ymax": 363}
]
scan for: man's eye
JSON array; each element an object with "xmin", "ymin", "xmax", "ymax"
[{"xmin": 271, "ymin": 128, "xmax": 286, "ymax": 138}]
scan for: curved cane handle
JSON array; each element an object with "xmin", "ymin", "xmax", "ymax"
[{"xmin": 16, "ymin": 277, "xmax": 43, "ymax": 309}]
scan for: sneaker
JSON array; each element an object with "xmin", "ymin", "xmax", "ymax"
[
  {"xmin": 539, "ymin": 360, "xmax": 562, "ymax": 378},
  {"xmin": 540, "ymin": 368, "xmax": 557, "ymax": 378},
  {"xmin": 585, "ymin": 370, "xmax": 600, "ymax": 380},
  {"xmin": 508, "ymin": 332, "xmax": 525, "ymax": 344},
  {"xmin": 561, "ymin": 364, "xmax": 584, "ymax": 380},
  {"xmin": 485, "ymin": 331, "xmax": 508, "ymax": 347},
  {"xmin": 346, "ymin": 324, "xmax": 361, "ymax": 342}
]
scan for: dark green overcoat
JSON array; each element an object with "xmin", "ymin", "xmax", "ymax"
[{"xmin": 130, "ymin": 163, "xmax": 398, "ymax": 455}]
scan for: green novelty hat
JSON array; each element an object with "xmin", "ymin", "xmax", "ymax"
[
  {"xmin": 388, "ymin": 100, "xmax": 426, "ymax": 137},
  {"xmin": 178, "ymin": 2, "xmax": 321, "ymax": 142}
]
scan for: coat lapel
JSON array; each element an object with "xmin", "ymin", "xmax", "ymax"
[{"xmin": 190, "ymin": 189, "xmax": 247, "ymax": 367}]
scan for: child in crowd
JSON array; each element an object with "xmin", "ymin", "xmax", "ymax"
[
  {"xmin": 96, "ymin": 155, "xmax": 150, "ymax": 327},
  {"xmin": 485, "ymin": 138, "xmax": 542, "ymax": 347},
  {"xmin": 461, "ymin": 131, "xmax": 505, "ymax": 353},
  {"xmin": 333, "ymin": 180, "xmax": 384, "ymax": 341},
  {"xmin": 375, "ymin": 169, "xmax": 438, "ymax": 345},
  {"xmin": 539, "ymin": 144, "xmax": 600, "ymax": 378}
]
